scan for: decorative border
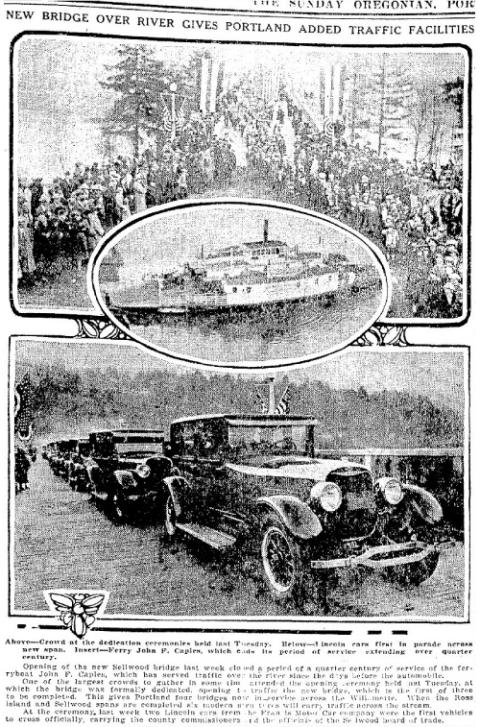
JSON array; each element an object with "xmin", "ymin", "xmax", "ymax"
[
  {"xmin": 9, "ymin": 337, "xmax": 471, "ymax": 626},
  {"xmin": 76, "ymin": 318, "xmax": 127, "ymax": 341},
  {"xmin": 353, "ymin": 325, "xmax": 409, "ymax": 347},
  {"xmin": 88, "ymin": 198, "xmax": 392, "ymax": 370},
  {"xmin": 44, "ymin": 590, "xmax": 109, "ymax": 638},
  {"xmin": 9, "ymin": 32, "xmax": 472, "ymax": 329},
  {"xmin": 76, "ymin": 317, "xmax": 409, "ymax": 348}
]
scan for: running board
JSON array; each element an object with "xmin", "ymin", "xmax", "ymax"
[{"xmin": 176, "ymin": 522, "xmax": 237, "ymax": 550}]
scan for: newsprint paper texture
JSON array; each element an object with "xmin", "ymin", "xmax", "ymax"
[{"xmin": 1, "ymin": 0, "xmax": 478, "ymax": 725}]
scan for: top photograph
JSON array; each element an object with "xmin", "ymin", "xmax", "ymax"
[{"xmin": 12, "ymin": 36, "xmax": 468, "ymax": 323}]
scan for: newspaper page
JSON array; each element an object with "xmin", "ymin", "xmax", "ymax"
[{"xmin": 1, "ymin": 0, "xmax": 477, "ymax": 725}]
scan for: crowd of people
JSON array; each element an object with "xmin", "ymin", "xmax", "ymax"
[
  {"xmin": 18, "ymin": 81, "xmax": 464, "ymax": 318},
  {"xmin": 218, "ymin": 84, "xmax": 464, "ymax": 318},
  {"xmin": 17, "ymin": 112, "xmax": 237, "ymax": 287}
]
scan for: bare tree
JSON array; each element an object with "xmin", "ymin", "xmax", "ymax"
[{"xmin": 407, "ymin": 81, "xmax": 432, "ymax": 169}]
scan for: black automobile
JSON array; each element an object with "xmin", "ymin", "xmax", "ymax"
[
  {"xmin": 43, "ymin": 442, "xmax": 56, "ymax": 462},
  {"xmin": 66, "ymin": 438, "xmax": 91, "ymax": 491},
  {"xmin": 160, "ymin": 413, "xmax": 449, "ymax": 605},
  {"xmin": 88, "ymin": 429, "xmax": 168, "ymax": 521},
  {"xmin": 50, "ymin": 440, "xmax": 72, "ymax": 477}
]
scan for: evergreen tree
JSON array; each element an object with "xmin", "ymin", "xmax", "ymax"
[
  {"xmin": 101, "ymin": 44, "xmax": 197, "ymax": 158},
  {"xmin": 101, "ymin": 44, "xmax": 160, "ymax": 158},
  {"xmin": 442, "ymin": 76, "xmax": 463, "ymax": 118}
]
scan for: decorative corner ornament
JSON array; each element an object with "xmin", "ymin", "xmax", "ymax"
[
  {"xmin": 76, "ymin": 317, "xmax": 128, "ymax": 340},
  {"xmin": 45, "ymin": 590, "xmax": 109, "ymax": 638},
  {"xmin": 354, "ymin": 324, "xmax": 409, "ymax": 347}
]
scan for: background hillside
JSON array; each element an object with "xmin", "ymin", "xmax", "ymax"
[{"xmin": 17, "ymin": 363, "xmax": 463, "ymax": 448}]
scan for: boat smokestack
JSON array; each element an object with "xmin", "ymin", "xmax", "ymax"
[{"xmin": 264, "ymin": 219, "xmax": 269, "ymax": 244}]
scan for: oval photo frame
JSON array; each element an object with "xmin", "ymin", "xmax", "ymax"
[{"xmin": 90, "ymin": 199, "xmax": 391, "ymax": 369}]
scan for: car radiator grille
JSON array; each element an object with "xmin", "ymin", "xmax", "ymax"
[{"xmin": 323, "ymin": 472, "xmax": 377, "ymax": 539}]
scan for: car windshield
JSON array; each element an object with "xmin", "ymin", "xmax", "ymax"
[{"xmin": 227, "ymin": 423, "xmax": 309, "ymax": 454}]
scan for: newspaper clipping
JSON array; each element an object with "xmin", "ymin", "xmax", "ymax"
[{"xmin": 2, "ymin": 0, "xmax": 477, "ymax": 724}]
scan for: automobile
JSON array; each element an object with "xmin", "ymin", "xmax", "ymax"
[
  {"xmin": 49, "ymin": 440, "xmax": 72, "ymax": 477},
  {"xmin": 88, "ymin": 429, "xmax": 167, "ymax": 521},
  {"xmin": 66, "ymin": 438, "xmax": 91, "ymax": 491},
  {"xmin": 42, "ymin": 442, "xmax": 55, "ymax": 462},
  {"xmin": 58, "ymin": 439, "xmax": 79, "ymax": 480},
  {"xmin": 161, "ymin": 413, "xmax": 449, "ymax": 606}
]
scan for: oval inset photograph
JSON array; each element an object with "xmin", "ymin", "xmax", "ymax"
[{"xmin": 93, "ymin": 201, "xmax": 390, "ymax": 367}]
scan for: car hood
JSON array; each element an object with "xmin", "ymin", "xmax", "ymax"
[
  {"xmin": 118, "ymin": 456, "xmax": 149, "ymax": 465},
  {"xmin": 225, "ymin": 458, "xmax": 369, "ymax": 481}
]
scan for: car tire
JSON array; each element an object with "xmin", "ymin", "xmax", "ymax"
[
  {"xmin": 259, "ymin": 515, "xmax": 307, "ymax": 604},
  {"xmin": 163, "ymin": 494, "xmax": 177, "ymax": 538},
  {"xmin": 388, "ymin": 550, "xmax": 440, "ymax": 587}
]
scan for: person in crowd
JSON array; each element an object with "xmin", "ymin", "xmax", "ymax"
[{"xmin": 15, "ymin": 446, "xmax": 31, "ymax": 493}]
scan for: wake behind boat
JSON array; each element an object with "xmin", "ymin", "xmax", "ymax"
[{"xmin": 103, "ymin": 220, "xmax": 377, "ymax": 314}]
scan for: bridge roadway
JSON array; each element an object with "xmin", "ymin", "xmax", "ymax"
[{"xmin": 13, "ymin": 458, "xmax": 465, "ymax": 620}]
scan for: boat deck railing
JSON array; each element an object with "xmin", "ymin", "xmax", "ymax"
[{"xmin": 158, "ymin": 290, "xmax": 227, "ymax": 310}]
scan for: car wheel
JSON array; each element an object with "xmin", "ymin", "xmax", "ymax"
[
  {"xmin": 164, "ymin": 494, "xmax": 177, "ymax": 537},
  {"xmin": 388, "ymin": 550, "xmax": 440, "ymax": 587},
  {"xmin": 260, "ymin": 516, "xmax": 306, "ymax": 603}
]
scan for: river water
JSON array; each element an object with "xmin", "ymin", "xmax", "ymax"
[{"xmin": 126, "ymin": 289, "xmax": 384, "ymax": 366}]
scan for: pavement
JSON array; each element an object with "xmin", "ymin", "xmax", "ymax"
[{"xmin": 13, "ymin": 459, "xmax": 466, "ymax": 621}]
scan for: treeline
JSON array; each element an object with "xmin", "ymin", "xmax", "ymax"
[{"xmin": 17, "ymin": 363, "xmax": 462, "ymax": 448}]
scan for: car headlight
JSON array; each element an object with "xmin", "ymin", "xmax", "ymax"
[
  {"xmin": 310, "ymin": 481, "xmax": 342, "ymax": 513},
  {"xmin": 136, "ymin": 463, "xmax": 151, "ymax": 479},
  {"xmin": 379, "ymin": 477, "xmax": 404, "ymax": 505}
]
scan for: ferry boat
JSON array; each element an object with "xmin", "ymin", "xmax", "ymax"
[{"xmin": 105, "ymin": 221, "xmax": 367, "ymax": 314}]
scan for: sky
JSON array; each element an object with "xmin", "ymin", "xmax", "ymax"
[
  {"xmin": 15, "ymin": 340, "xmax": 466, "ymax": 414},
  {"xmin": 15, "ymin": 36, "xmax": 466, "ymax": 179}
]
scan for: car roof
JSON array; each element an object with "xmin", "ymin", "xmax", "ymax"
[
  {"xmin": 91, "ymin": 429, "xmax": 164, "ymax": 436},
  {"xmin": 170, "ymin": 414, "xmax": 317, "ymax": 425}
]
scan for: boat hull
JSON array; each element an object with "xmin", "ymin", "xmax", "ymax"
[
  {"xmin": 113, "ymin": 272, "xmax": 345, "ymax": 313},
  {"xmin": 104, "ymin": 268, "xmax": 380, "ymax": 316}
]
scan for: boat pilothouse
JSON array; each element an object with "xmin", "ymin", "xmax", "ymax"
[
  {"xmin": 201, "ymin": 219, "xmax": 322, "ymax": 281},
  {"xmin": 109, "ymin": 220, "xmax": 371, "ymax": 313}
]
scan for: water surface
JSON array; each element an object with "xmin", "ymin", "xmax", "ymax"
[{"xmin": 126, "ymin": 290, "xmax": 383, "ymax": 365}]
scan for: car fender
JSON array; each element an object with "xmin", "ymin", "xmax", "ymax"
[
  {"xmin": 162, "ymin": 476, "xmax": 188, "ymax": 517},
  {"xmin": 403, "ymin": 483, "xmax": 443, "ymax": 524},
  {"xmin": 256, "ymin": 495, "xmax": 322, "ymax": 540}
]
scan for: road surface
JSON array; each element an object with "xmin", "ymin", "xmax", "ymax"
[{"xmin": 13, "ymin": 458, "xmax": 465, "ymax": 620}]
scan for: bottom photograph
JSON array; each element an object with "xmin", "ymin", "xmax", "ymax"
[{"xmin": 11, "ymin": 339, "xmax": 467, "ymax": 621}]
